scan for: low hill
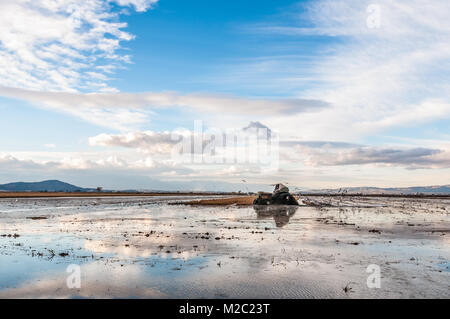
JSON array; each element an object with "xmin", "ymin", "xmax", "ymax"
[{"xmin": 0, "ymin": 180, "xmax": 90, "ymax": 192}]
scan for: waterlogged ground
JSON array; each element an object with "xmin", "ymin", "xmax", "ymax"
[{"xmin": 0, "ymin": 196, "xmax": 449, "ymax": 298}]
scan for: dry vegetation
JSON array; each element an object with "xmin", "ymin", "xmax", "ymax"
[
  {"xmin": 174, "ymin": 196, "xmax": 257, "ymax": 206},
  {"xmin": 0, "ymin": 192, "xmax": 232, "ymax": 199}
]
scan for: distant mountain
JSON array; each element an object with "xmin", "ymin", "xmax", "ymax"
[
  {"xmin": 0, "ymin": 180, "xmax": 90, "ymax": 192},
  {"xmin": 310, "ymin": 185, "xmax": 450, "ymax": 195}
]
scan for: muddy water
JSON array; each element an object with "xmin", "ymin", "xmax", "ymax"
[{"xmin": 0, "ymin": 196, "xmax": 449, "ymax": 298}]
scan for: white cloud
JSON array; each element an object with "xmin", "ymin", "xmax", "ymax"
[
  {"xmin": 241, "ymin": 0, "xmax": 450, "ymax": 141},
  {"xmin": 88, "ymin": 120, "xmax": 450, "ymax": 170},
  {"xmin": 0, "ymin": 152, "xmax": 270, "ymax": 190},
  {"xmin": 0, "ymin": 154, "xmax": 44, "ymax": 170},
  {"xmin": 0, "ymin": 0, "xmax": 158, "ymax": 92},
  {"xmin": 0, "ymin": 86, "xmax": 329, "ymax": 130},
  {"xmin": 114, "ymin": 0, "xmax": 158, "ymax": 12},
  {"xmin": 89, "ymin": 131, "xmax": 179, "ymax": 153},
  {"xmin": 0, "ymin": 153, "xmax": 187, "ymax": 174},
  {"xmin": 0, "ymin": 86, "xmax": 329, "ymax": 115},
  {"xmin": 289, "ymin": 144, "xmax": 450, "ymax": 169},
  {"xmin": 87, "ymin": 121, "xmax": 278, "ymax": 158}
]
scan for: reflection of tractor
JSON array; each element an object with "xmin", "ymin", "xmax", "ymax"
[
  {"xmin": 253, "ymin": 183, "xmax": 299, "ymax": 206},
  {"xmin": 253, "ymin": 205, "xmax": 298, "ymax": 227}
]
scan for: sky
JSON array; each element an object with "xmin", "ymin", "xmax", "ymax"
[{"xmin": 0, "ymin": 0, "xmax": 449, "ymax": 191}]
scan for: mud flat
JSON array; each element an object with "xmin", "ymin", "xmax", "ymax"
[{"xmin": 0, "ymin": 195, "xmax": 449, "ymax": 298}]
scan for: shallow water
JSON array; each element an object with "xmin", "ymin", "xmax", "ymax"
[{"xmin": 0, "ymin": 196, "xmax": 449, "ymax": 298}]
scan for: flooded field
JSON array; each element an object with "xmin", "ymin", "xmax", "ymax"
[{"xmin": 0, "ymin": 196, "xmax": 449, "ymax": 298}]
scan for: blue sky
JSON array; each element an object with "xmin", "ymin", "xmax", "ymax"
[
  {"xmin": 113, "ymin": 0, "xmax": 317, "ymax": 94},
  {"xmin": 0, "ymin": 0, "xmax": 449, "ymax": 191}
]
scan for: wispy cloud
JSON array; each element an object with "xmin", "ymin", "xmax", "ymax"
[
  {"xmin": 0, "ymin": 86, "xmax": 329, "ymax": 130},
  {"xmin": 291, "ymin": 145, "xmax": 450, "ymax": 169},
  {"xmin": 113, "ymin": 0, "xmax": 159, "ymax": 12},
  {"xmin": 0, "ymin": 153, "xmax": 186, "ymax": 174},
  {"xmin": 0, "ymin": 0, "xmax": 158, "ymax": 92},
  {"xmin": 89, "ymin": 131, "xmax": 179, "ymax": 153},
  {"xmin": 239, "ymin": 0, "xmax": 450, "ymax": 141}
]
